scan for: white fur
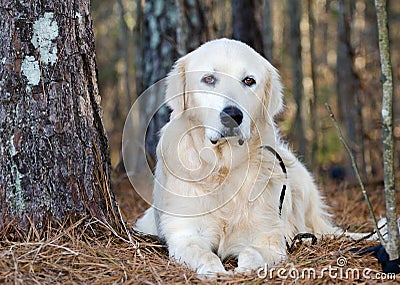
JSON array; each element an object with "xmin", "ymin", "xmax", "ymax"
[{"xmin": 136, "ymin": 39, "xmax": 337, "ymax": 275}]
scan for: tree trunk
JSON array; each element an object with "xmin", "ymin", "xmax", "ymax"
[
  {"xmin": 288, "ymin": 0, "xmax": 306, "ymax": 160},
  {"xmin": 0, "ymin": 0, "xmax": 124, "ymax": 238},
  {"xmin": 336, "ymin": 0, "xmax": 365, "ymax": 180},
  {"xmin": 308, "ymin": 0, "xmax": 319, "ymax": 170},
  {"xmin": 363, "ymin": 0, "xmax": 380, "ymax": 178},
  {"xmin": 117, "ymin": 0, "xmax": 133, "ymax": 109},
  {"xmin": 179, "ymin": 0, "xmax": 217, "ymax": 52},
  {"xmin": 374, "ymin": 0, "xmax": 399, "ymax": 261},
  {"xmin": 262, "ymin": 0, "xmax": 273, "ymax": 61},
  {"xmin": 231, "ymin": 0, "xmax": 264, "ymax": 55},
  {"xmin": 322, "ymin": 0, "xmax": 331, "ymax": 66}
]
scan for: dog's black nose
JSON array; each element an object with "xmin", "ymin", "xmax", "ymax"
[{"xmin": 220, "ymin": 106, "xmax": 243, "ymax": 128}]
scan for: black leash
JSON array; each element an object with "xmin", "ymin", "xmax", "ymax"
[
  {"xmin": 260, "ymin": 145, "xmax": 287, "ymax": 217},
  {"xmin": 261, "ymin": 145, "xmax": 317, "ymax": 253},
  {"xmin": 350, "ymin": 245, "xmax": 400, "ymax": 274},
  {"xmin": 287, "ymin": 233, "xmax": 317, "ymax": 254}
]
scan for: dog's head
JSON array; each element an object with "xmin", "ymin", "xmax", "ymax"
[{"xmin": 165, "ymin": 38, "xmax": 283, "ymax": 146}]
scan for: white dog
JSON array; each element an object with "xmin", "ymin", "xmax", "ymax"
[{"xmin": 136, "ymin": 38, "xmax": 337, "ymax": 275}]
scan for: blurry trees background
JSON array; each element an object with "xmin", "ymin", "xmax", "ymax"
[{"xmin": 92, "ymin": 0, "xmax": 400, "ymax": 184}]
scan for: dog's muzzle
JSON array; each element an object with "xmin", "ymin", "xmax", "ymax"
[{"xmin": 210, "ymin": 106, "xmax": 245, "ymax": 146}]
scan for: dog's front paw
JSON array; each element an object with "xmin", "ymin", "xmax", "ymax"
[
  {"xmin": 236, "ymin": 247, "xmax": 264, "ymax": 273},
  {"xmin": 236, "ymin": 246, "xmax": 286, "ymax": 273},
  {"xmin": 196, "ymin": 252, "xmax": 227, "ymax": 276}
]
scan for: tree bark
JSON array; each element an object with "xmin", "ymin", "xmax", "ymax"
[
  {"xmin": 0, "ymin": 0, "xmax": 124, "ymax": 238},
  {"xmin": 288, "ymin": 0, "xmax": 306, "ymax": 160},
  {"xmin": 374, "ymin": 0, "xmax": 399, "ymax": 261}
]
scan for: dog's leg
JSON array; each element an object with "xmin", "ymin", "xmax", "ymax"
[
  {"xmin": 335, "ymin": 217, "xmax": 390, "ymax": 241},
  {"xmin": 235, "ymin": 231, "xmax": 287, "ymax": 273},
  {"xmin": 162, "ymin": 216, "xmax": 227, "ymax": 276},
  {"xmin": 135, "ymin": 207, "xmax": 158, "ymax": 235},
  {"xmin": 168, "ymin": 236, "xmax": 227, "ymax": 275}
]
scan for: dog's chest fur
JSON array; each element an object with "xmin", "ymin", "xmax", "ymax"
[{"xmin": 194, "ymin": 151, "xmax": 284, "ymax": 258}]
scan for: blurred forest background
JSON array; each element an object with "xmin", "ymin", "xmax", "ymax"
[{"xmin": 91, "ymin": 0, "xmax": 400, "ymax": 185}]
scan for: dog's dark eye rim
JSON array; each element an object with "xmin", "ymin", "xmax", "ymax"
[
  {"xmin": 242, "ymin": 76, "xmax": 256, "ymax": 86},
  {"xmin": 201, "ymin": 75, "xmax": 216, "ymax": 85}
]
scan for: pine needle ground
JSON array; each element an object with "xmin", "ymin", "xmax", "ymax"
[{"xmin": 1, "ymin": 178, "xmax": 399, "ymax": 284}]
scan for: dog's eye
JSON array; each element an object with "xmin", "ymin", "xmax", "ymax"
[
  {"xmin": 242, "ymin": 76, "xmax": 256, "ymax": 86},
  {"xmin": 202, "ymin": 75, "xmax": 216, "ymax": 85}
]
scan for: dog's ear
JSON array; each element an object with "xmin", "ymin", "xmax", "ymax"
[
  {"xmin": 263, "ymin": 63, "xmax": 283, "ymax": 121},
  {"xmin": 165, "ymin": 57, "xmax": 187, "ymax": 118}
]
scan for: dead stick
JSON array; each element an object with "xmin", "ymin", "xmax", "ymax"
[{"xmin": 325, "ymin": 103, "xmax": 385, "ymax": 244}]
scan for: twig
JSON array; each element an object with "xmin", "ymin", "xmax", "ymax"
[
  {"xmin": 93, "ymin": 218, "xmax": 137, "ymax": 246},
  {"xmin": 325, "ymin": 103, "xmax": 385, "ymax": 245}
]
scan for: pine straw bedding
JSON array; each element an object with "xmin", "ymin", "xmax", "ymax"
[{"xmin": 1, "ymin": 181, "xmax": 399, "ymax": 284}]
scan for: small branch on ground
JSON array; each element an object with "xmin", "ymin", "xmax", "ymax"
[{"xmin": 325, "ymin": 103, "xmax": 385, "ymax": 245}]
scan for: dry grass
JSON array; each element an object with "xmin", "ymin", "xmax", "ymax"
[{"xmin": 1, "ymin": 178, "xmax": 399, "ymax": 284}]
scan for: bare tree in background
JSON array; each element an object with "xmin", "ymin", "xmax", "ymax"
[
  {"xmin": 321, "ymin": 0, "xmax": 332, "ymax": 66},
  {"xmin": 176, "ymin": 0, "xmax": 217, "ymax": 53},
  {"xmin": 336, "ymin": 0, "xmax": 366, "ymax": 180},
  {"xmin": 117, "ymin": 0, "xmax": 133, "ymax": 109},
  {"xmin": 287, "ymin": 0, "xmax": 306, "ymax": 160},
  {"xmin": 138, "ymin": 0, "xmax": 217, "ymax": 94},
  {"xmin": 374, "ymin": 0, "xmax": 399, "ymax": 262},
  {"xmin": 231, "ymin": 0, "xmax": 264, "ymax": 55},
  {"xmin": 308, "ymin": 0, "xmax": 319, "ymax": 170},
  {"xmin": 262, "ymin": 0, "xmax": 273, "ymax": 61},
  {"xmin": 0, "ymin": 0, "xmax": 124, "ymax": 237},
  {"xmin": 363, "ymin": 0, "xmax": 381, "ymax": 179}
]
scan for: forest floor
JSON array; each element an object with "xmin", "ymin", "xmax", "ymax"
[{"xmin": 1, "ymin": 176, "xmax": 399, "ymax": 284}]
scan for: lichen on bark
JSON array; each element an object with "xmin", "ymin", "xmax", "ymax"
[{"xmin": 31, "ymin": 12, "xmax": 58, "ymax": 65}]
